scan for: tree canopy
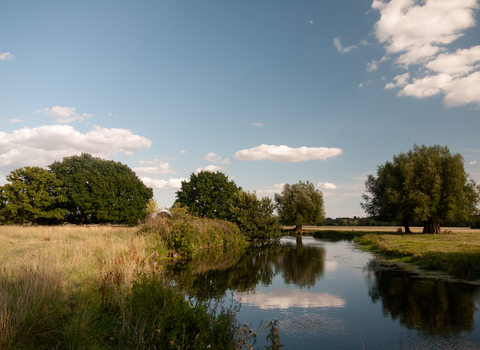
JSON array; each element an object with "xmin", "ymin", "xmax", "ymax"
[
  {"xmin": 361, "ymin": 144, "xmax": 480, "ymax": 234},
  {"xmin": 49, "ymin": 153, "xmax": 153, "ymax": 224},
  {"xmin": 175, "ymin": 171, "xmax": 241, "ymax": 219},
  {"xmin": 228, "ymin": 190, "xmax": 282, "ymax": 240},
  {"xmin": 275, "ymin": 181, "xmax": 325, "ymax": 231},
  {"xmin": 0, "ymin": 166, "xmax": 68, "ymax": 224}
]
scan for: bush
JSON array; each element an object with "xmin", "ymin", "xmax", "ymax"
[{"xmin": 139, "ymin": 205, "xmax": 245, "ymax": 255}]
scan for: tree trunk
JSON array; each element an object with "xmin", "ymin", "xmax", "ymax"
[
  {"xmin": 422, "ymin": 219, "xmax": 441, "ymax": 234},
  {"xmin": 403, "ymin": 220, "xmax": 412, "ymax": 233},
  {"xmin": 295, "ymin": 224, "xmax": 302, "ymax": 232},
  {"xmin": 296, "ymin": 231, "xmax": 303, "ymax": 245}
]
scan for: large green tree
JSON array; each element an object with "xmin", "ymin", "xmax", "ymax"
[
  {"xmin": 49, "ymin": 153, "xmax": 153, "ymax": 224},
  {"xmin": 275, "ymin": 181, "xmax": 325, "ymax": 231},
  {"xmin": 0, "ymin": 167, "xmax": 68, "ymax": 224},
  {"xmin": 362, "ymin": 144, "xmax": 480, "ymax": 234},
  {"xmin": 228, "ymin": 190, "xmax": 282, "ymax": 241},
  {"xmin": 175, "ymin": 171, "xmax": 240, "ymax": 219}
]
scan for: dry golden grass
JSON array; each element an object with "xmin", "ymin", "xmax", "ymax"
[{"xmin": 0, "ymin": 225, "xmax": 157, "ymax": 290}]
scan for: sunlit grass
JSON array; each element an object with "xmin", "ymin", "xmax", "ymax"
[{"xmin": 355, "ymin": 231, "xmax": 480, "ymax": 280}]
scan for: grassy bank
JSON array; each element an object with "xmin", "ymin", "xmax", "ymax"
[
  {"xmin": 355, "ymin": 231, "xmax": 480, "ymax": 280},
  {"xmin": 312, "ymin": 229, "xmax": 401, "ymax": 239},
  {"xmin": 0, "ymin": 225, "xmax": 258, "ymax": 349}
]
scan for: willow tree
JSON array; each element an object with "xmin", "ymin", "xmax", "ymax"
[
  {"xmin": 275, "ymin": 181, "xmax": 325, "ymax": 231},
  {"xmin": 362, "ymin": 144, "xmax": 480, "ymax": 234}
]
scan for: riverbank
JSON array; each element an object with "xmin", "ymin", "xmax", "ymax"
[
  {"xmin": 0, "ymin": 225, "xmax": 257, "ymax": 349},
  {"xmin": 355, "ymin": 231, "xmax": 480, "ymax": 281}
]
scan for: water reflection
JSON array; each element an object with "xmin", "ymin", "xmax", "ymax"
[
  {"xmin": 166, "ymin": 238, "xmax": 326, "ymax": 297},
  {"xmin": 365, "ymin": 260, "xmax": 478, "ymax": 335},
  {"xmin": 237, "ymin": 289, "xmax": 346, "ymax": 309}
]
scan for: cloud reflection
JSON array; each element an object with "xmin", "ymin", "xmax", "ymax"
[{"xmin": 235, "ymin": 289, "xmax": 345, "ymax": 309}]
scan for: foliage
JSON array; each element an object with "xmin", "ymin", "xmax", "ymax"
[
  {"xmin": 49, "ymin": 153, "xmax": 153, "ymax": 224},
  {"xmin": 264, "ymin": 319, "xmax": 283, "ymax": 350},
  {"xmin": 228, "ymin": 190, "xmax": 283, "ymax": 241},
  {"xmin": 145, "ymin": 198, "xmax": 161, "ymax": 216},
  {"xmin": 175, "ymin": 171, "xmax": 241, "ymax": 219},
  {"xmin": 139, "ymin": 204, "xmax": 245, "ymax": 255},
  {"xmin": 0, "ymin": 166, "xmax": 68, "ymax": 224},
  {"xmin": 275, "ymin": 181, "xmax": 325, "ymax": 230},
  {"xmin": 361, "ymin": 144, "xmax": 480, "ymax": 234}
]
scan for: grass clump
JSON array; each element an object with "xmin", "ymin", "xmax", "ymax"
[{"xmin": 355, "ymin": 232, "xmax": 480, "ymax": 280}]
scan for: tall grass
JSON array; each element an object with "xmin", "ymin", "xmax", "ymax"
[{"xmin": 0, "ymin": 225, "xmax": 258, "ymax": 349}]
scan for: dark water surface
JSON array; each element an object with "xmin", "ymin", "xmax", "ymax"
[{"xmin": 166, "ymin": 236, "xmax": 480, "ymax": 349}]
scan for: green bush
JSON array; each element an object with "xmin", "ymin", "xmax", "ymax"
[{"xmin": 139, "ymin": 205, "xmax": 246, "ymax": 255}]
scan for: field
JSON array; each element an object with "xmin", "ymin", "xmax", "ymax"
[
  {"xmin": 0, "ymin": 225, "xmax": 254, "ymax": 349},
  {"xmin": 299, "ymin": 225, "xmax": 474, "ymax": 233}
]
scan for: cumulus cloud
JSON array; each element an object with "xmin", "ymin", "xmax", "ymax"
[
  {"xmin": 385, "ymin": 73, "xmax": 411, "ymax": 89},
  {"xmin": 202, "ymin": 153, "xmax": 230, "ymax": 165},
  {"xmin": 470, "ymin": 161, "xmax": 477, "ymax": 165},
  {"xmin": 334, "ymin": 37, "xmax": 358, "ymax": 54},
  {"xmin": 234, "ymin": 144, "xmax": 342, "ymax": 163},
  {"xmin": 9, "ymin": 119, "xmax": 25, "ymax": 123},
  {"xmin": 196, "ymin": 165, "xmax": 226, "ymax": 173},
  {"xmin": 371, "ymin": 0, "xmax": 480, "ymax": 107},
  {"xmin": 37, "ymin": 106, "xmax": 93, "ymax": 123},
  {"xmin": 139, "ymin": 177, "xmax": 187, "ymax": 190},
  {"xmin": 0, "ymin": 125, "xmax": 151, "ymax": 168},
  {"xmin": 0, "ymin": 52, "xmax": 15, "ymax": 60},
  {"xmin": 318, "ymin": 182, "xmax": 337, "ymax": 189},
  {"xmin": 307, "ymin": 20, "xmax": 313, "ymax": 24},
  {"xmin": 256, "ymin": 183, "xmax": 285, "ymax": 196},
  {"xmin": 180, "ymin": 150, "xmax": 186, "ymax": 154},
  {"xmin": 133, "ymin": 159, "xmax": 177, "ymax": 174}
]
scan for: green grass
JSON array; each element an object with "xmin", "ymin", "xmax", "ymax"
[{"xmin": 355, "ymin": 231, "xmax": 480, "ymax": 280}]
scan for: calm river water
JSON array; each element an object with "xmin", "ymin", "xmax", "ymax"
[{"xmin": 166, "ymin": 236, "xmax": 480, "ymax": 349}]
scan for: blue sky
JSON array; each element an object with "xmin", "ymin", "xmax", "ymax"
[{"xmin": 1, "ymin": 0, "xmax": 479, "ymax": 217}]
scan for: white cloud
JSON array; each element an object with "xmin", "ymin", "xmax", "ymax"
[
  {"xmin": 385, "ymin": 73, "xmax": 411, "ymax": 89},
  {"xmin": 133, "ymin": 159, "xmax": 177, "ymax": 174},
  {"xmin": 9, "ymin": 119, "xmax": 25, "ymax": 123},
  {"xmin": 256, "ymin": 183, "xmax": 285, "ymax": 196},
  {"xmin": 196, "ymin": 165, "xmax": 226, "ymax": 173},
  {"xmin": 180, "ymin": 150, "xmax": 186, "ymax": 154},
  {"xmin": 202, "ymin": 152, "xmax": 230, "ymax": 165},
  {"xmin": 333, "ymin": 37, "xmax": 358, "ymax": 54},
  {"xmin": 358, "ymin": 83, "xmax": 364, "ymax": 88},
  {"xmin": 366, "ymin": 59, "xmax": 378, "ymax": 72},
  {"xmin": 372, "ymin": 0, "xmax": 478, "ymax": 66},
  {"xmin": 318, "ymin": 182, "xmax": 337, "ymax": 189},
  {"xmin": 307, "ymin": 20, "xmax": 313, "ymax": 24},
  {"xmin": 372, "ymin": 0, "xmax": 480, "ymax": 107},
  {"xmin": 470, "ymin": 161, "xmax": 477, "ymax": 165},
  {"xmin": 37, "ymin": 106, "xmax": 93, "ymax": 123},
  {"xmin": 251, "ymin": 122, "xmax": 263, "ymax": 126},
  {"xmin": 140, "ymin": 177, "xmax": 187, "ymax": 190},
  {"xmin": 0, "ymin": 52, "xmax": 15, "ymax": 61},
  {"xmin": 234, "ymin": 144, "xmax": 343, "ymax": 163},
  {"xmin": 0, "ymin": 125, "xmax": 151, "ymax": 168},
  {"xmin": 124, "ymin": 151, "xmax": 134, "ymax": 158}
]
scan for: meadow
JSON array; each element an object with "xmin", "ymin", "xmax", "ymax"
[{"xmin": 0, "ymin": 225, "xmax": 258, "ymax": 349}]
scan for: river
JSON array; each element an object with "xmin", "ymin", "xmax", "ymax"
[{"xmin": 166, "ymin": 236, "xmax": 480, "ymax": 349}]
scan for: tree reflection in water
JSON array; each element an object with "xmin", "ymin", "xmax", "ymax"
[
  {"xmin": 166, "ymin": 240, "xmax": 326, "ymax": 298},
  {"xmin": 365, "ymin": 260, "xmax": 478, "ymax": 335}
]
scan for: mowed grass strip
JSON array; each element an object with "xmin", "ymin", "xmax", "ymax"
[{"xmin": 355, "ymin": 231, "xmax": 480, "ymax": 280}]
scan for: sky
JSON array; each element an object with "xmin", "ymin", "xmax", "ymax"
[{"xmin": 1, "ymin": 0, "xmax": 479, "ymax": 218}]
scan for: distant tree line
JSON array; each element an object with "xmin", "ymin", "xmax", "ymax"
[
  {"xmin": 319, "ymin": 217, "xmax": 478, "ymax": 228},
  {"xmin": 0, "ymin": 153, "xmax": 153, "ymax": 225}
]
